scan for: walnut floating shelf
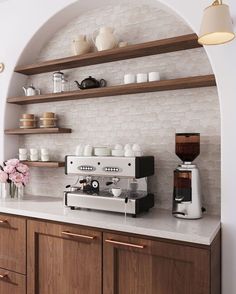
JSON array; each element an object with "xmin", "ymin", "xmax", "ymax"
[
  {"xmin": 21, "ymin": 161, "xmax": 65, "ymax": 168},
  {"xmin": 14, "ymin": 34, "xmax": 202, "ymax": 75},
  {"xmin": 7, "ymin": 75, "xmax": 216, "ymax": 105},
  {"xmin": 4, "ymin": 128, "xmax": 72, "ymax": 135}
]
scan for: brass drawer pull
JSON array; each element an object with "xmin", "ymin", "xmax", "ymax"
[
  {"xmin": 61, "ymin": 231, "xmax": 96, "ymax": 240},
  {"xmin": 0, "ymin": 273, "xmax": 8, "ymax": 279},
  {"xmin": 0, "ymin": 219, "xmax": 8, "ymax": 224},
  {"xmin": 105, "ymin": 239, "xmax": 145, "ymax": 249}
]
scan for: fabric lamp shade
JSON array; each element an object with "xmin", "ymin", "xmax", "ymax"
[{"xmin": 198, "ymin": 3, "xmax": 235, "ymax": 45}]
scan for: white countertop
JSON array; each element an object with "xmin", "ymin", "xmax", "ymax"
[{"xmin": 0, "ymin": 196, "xmax": 220, "ymax": 245}]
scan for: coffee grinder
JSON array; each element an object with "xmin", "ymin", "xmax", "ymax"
[{"xmin": 172, "ymin": 133, "xmax": 204, "ymax": 219}]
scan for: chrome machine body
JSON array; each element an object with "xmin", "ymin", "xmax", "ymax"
[{"xmin": 64, "ymin": 156, "xmax": 155, "ymax": 217}]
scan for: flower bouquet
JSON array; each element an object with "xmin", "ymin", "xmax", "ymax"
[{"xmin": 0, "ymin": 159, "xmax": 29, "ymax": 198}]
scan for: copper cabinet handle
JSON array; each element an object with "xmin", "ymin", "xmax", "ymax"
[
  {"xmin": 61, "ymin": 231, "xmax": 96, "ymax": 240},
  {"xmin": 105, "ymin": 239, "xmax": 145, "ymax": 249},
  {"xmin": 0, "ymin": 219, "xmax": 8, "ymax": 224},
  {"xmin": 0, "ymin": 273, "xmax": 8, "ymax": 279}
]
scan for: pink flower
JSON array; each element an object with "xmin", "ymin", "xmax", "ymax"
[
  {"xmin": 5, "ymin": 159, "xmax": 20, "ymax": 167},
  {"xmin": 3, "ymin": 165, "xmax": 15, "ymax": 174},
  {"xmin": 23, "ymin": 174, "xmax": 30, "ymax": 185},
  {"xmin": 16, "ymin": 163, "xmax": 29, "ymax": 174},
  {"xmin": 9, "ymin": 172, "xmax": 24, "ymax": 185},
  {"xmin": 0, "ymin": 171, "xmax": 8, "ymax": 183}
]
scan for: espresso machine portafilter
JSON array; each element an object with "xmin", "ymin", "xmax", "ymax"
[{"xmin": 64, "ymin": 156, "xmax": 155, "ymax": 217}]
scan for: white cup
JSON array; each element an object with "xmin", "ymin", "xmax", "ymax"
[
  {"xmin": 125, "ymin": 149, "xmax": 135, "ymax": 157},
  {"xmin": 136, "ymin": 73, "xmax": 148, "ymax": 83},
  {"xmin": 19, "ymin": 148, "xmax": 27, "ymax": 155},
  {"xmin": 111, "ymin": 187, "xmax": 122, "ymax": 197},
  {"xmin": 30, "ymin": 148, "xmax": 38, "ymax": 155},
  {"xmin": 41, "ymin": 148, "xmax": 49, "ymax": 155},
  {"xmin": 148, "ymin": 72, "xmax": 160, "ymax": 82},
  {"xmin": 30, "ymin": 154, "xmax": 39, "ymax": 161},
  {"xmin": 41, "ymin": 155, "xmax": 50, "ymax": 162},
  {"xmin": 75, "ymin": 144, "xmax": 84, "ymax": 156},
  {"xmin": 19, "ymin": 154, "xmax": 27, "ymax": 161},
  {"xmin": 84, "ymin": 145, "xmax": 93, "ymax": 157},
  {"xmin": 124, "ymin": 74, "xmax": 136, "ymax": 84}
]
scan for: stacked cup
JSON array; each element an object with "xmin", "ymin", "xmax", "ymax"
[
  {"xmin": 41, "ymin": 149, "xmax": 50, "ymax": 162},
  {"xmin": 19, "ymin": 148, "xmax": 28, "ymax": 161},
  {"xmin": 30, "ymin": 149, "xmax": 39, "ymax": 161}
]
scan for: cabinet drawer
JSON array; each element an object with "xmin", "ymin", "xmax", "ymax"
[
  {"xmin": 103, "ymin": 232, "xmax": 210, "ymax": 294},
  {"xmin": 0, "ymin": 267, "xmax": 26, "ymax": 294},
  {"xmin": 27, "ymin": 220, "xmax": 102, "ymax": 294},
  {"xmin": 0, "ymin": 214, "xmax": 26, "ymax": 274}
]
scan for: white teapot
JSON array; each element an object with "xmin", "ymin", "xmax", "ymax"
[
  {"xmin": 93, "ymin": 27, "xmax": 118, "ymax": 51},
  {"xmin": 72, "ymin": 35, "xmax": 91, "ymax": 55}
]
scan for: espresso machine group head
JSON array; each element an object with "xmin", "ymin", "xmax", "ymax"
[
  {"xmin": 64, "ymin": 155, "xmax": 155, "ymax": 217},
  {"xmin": 172, "ymin": 133, "xmax": 204, "ymax": 219}
]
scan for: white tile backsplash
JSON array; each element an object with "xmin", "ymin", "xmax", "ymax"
[{"xmin": 19, "ymin": 2, "xmax": 221, "ymax": 215}]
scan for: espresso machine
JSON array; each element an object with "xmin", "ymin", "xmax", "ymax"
[
  {"xmin": 64, "ymin": 156, "xmax": 155, "ymax": 217},
  {"xmin": 172, "ymin": 133, "xmax": 204, "ymax": 219}
]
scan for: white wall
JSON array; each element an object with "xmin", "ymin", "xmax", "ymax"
[{"xmin": 0, "ymin": 0, "xmax": 235, "ymax": 293}]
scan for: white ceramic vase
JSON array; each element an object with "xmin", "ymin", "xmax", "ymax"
[
  {"xmin": 94, "ymin": 27, "xmax": 117, "ymax": 51},
  {"xmin": 72, "ymin": 35, "xmax": 91, "ymax": 55}
]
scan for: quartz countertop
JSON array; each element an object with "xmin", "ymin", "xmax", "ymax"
[{"xmin": 0, "ymin": 196, "xmax": 220, "ymax": 245}]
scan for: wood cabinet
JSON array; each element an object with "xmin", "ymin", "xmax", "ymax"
[
  {"xmin": 0, "ymin": 268, "xmax": 26, "ymax": 294},
  {"xmin": 27, "ymin": 220, "xmax": 102, "ymax": 294},
  {"xmin": 0, "ymin": 214, "xmax": 26, "ymax": 274},
  {"xmin": 0, "ymin": 213, "xmax": 220, "ymax": 294},
  {"xmin": 103, "ymin": 232, "xmax": 220, "ymax": 294}
]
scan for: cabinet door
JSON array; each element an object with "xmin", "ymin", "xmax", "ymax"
[
  {"xmin": 0, "ymin": 213, "xmax": 26, "ymax": 274},
  {"xmin": 0, "ymin": 267, "xmax": 26, "ymax": 294},
  {"xmin": 27, "ymin": 220, "xmax": 102, "ymax": 294},
  {"xmin": 103, "ymin": 232, "xmax": 210, "ymax": 294}
]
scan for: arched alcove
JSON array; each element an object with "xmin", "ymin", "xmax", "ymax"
[{"xmin": 4, "ymin": 0, "xmax": 221, "ymax": 215}]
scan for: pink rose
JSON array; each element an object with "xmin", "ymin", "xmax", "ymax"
[
  {"xmin": 16, "ymin": 163, "xmax": 29, "ymax": 174},
  {"xmin": 3, "ymin": 165, "xmax": 15, "ymax": 174},
  {"xmin": 23, "ymin": 174, "xmax": 30, "ymax": 185},
  {"xmin": 5, "ymin": 159, "xmax": 20, "ymax": 167},
  {"xmin": 9, "ymin": 172, "xmax": 24, "ymax": 185},
  {"xmin": 0, "ymin": 171, "xmax": 8, "ymax": 183}
]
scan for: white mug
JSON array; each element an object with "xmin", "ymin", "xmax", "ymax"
[
  {"xmin": 19, "ymin": 154, "xmax": 27, "ymax": 161},
  {"xmin": 110, "ymin": 187, "xmax": 122, "ymax": 197},
  {"xmin": 84, "ymin": 145, "xmax": 93, "ymax": 157},
  {"xmin": 30, "ymin": 154, "xmax": 39, "ymax": 161},
  {"xmin": 136, "ymin": 73, "xmax": 148, "ymax": 83},
  {"xmin": 41, "ymin": 148, "xmax": 49, "ymax": 155},
  {"xmin": 75, "ymin": 144, "xmax": 84, "ymax": 156},
  {"xmin": 124, "ymin": 74, "xmax": 136, "ymax": 84},
  {"xmin": 148, "ymin": 72, "xmax": 160, "ymax": 82},
  {"xmin": 41, "ymin": 154, "xmax": 50, "ymax": 162},
  {"xmin": 19, "ymin": 148, "xmax": 27, "ymax": 155},
  {"xmin": 30, "ymin": 148, "xmax": 38, "ymax": 155}
]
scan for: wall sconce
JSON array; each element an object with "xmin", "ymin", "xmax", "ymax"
[{"xmin": 198, "ymin": 0, "xmax": 235, "ymax": 45}]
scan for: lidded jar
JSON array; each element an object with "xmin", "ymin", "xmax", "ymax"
[{"xmin": 53, "ymin": 71, "xmax": 64, "ymax": 93}]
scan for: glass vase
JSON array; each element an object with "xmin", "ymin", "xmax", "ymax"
[{"xmin": 9, "ymin": 182, "xmax": 23, "ymax": 199}]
